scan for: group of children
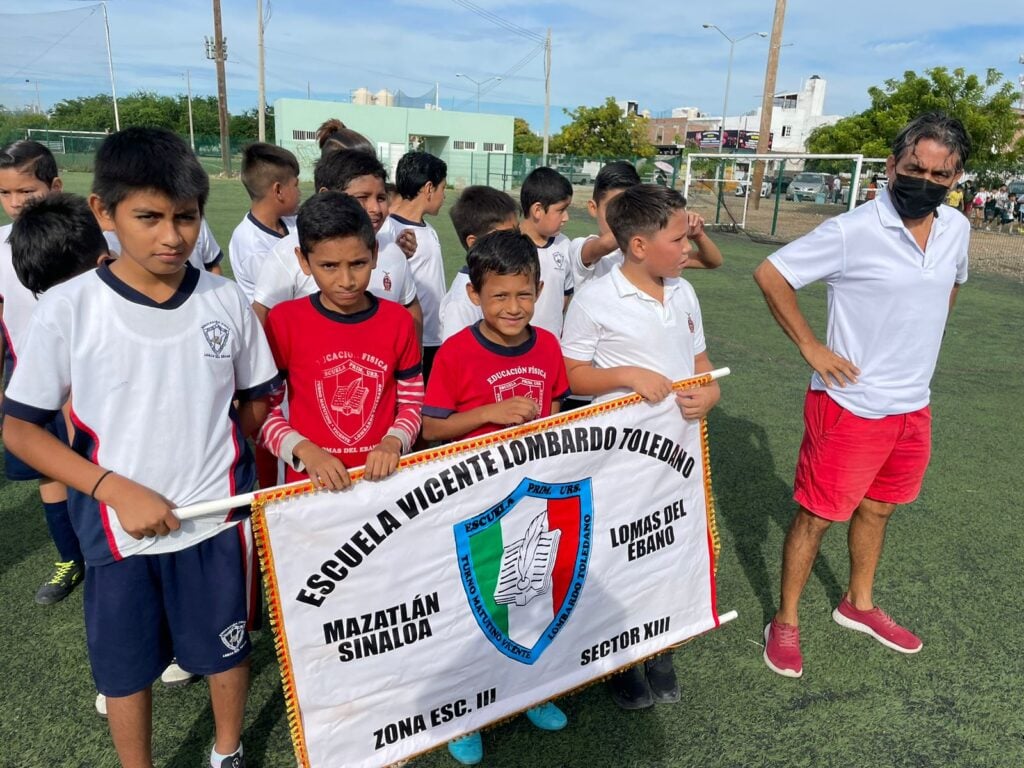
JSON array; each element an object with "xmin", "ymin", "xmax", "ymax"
[{"xmin": 0, "ymin": 124, "xmax": 723, "ymax": 768}]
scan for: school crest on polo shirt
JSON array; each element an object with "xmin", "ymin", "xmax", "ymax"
[
  {"xmin": 493, "ymin": 376, "xmax": 544, "ymax": 407},
  {"xmin": 453, "ymin": 477, "xmax": 593, "ymax": 664},
  {"xmin": 686, "ymin": 313, "xmax": 695, "ymax": 333},
  {"xmin": 201, "ymin": 320, "xmax": 231, "ymax": 358},
  {"xmin": 315, "ymin": 357, "xmax": 384, "ymax": 444}
]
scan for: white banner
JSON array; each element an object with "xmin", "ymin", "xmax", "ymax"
[{"xmin": 254, "ymin": 373, "xmax": 726, "ymax": 768}]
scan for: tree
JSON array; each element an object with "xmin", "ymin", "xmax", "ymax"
[
  {"xmin": 807, "ymin": 68, "xmax": 1024, "ymax": 173},
  {"xmin": 513, "ymin": 117, "xmax": 542, "ymax": 154},
  {"xmin": 550, "ymin": 97, "xmax": 655, "ymax": 158}
]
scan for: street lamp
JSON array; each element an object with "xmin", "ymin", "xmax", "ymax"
[
  {"xmin": 24, "ymin": 79, "xmax": 41, "ymax": 114},
  {"xmin": 455, "ymin": 73, "xmax": 502, "ymax": 113},
  {"xmin": 703, "ymin": 24, "xmax": 767, "ymax": 153}
]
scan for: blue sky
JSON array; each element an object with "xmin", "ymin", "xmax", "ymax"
[{"xmin": 2, "ymin": 0, "xmax": 1024, "ymax": 135}]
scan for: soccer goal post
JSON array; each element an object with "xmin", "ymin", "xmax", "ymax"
[{"xmin": 682, "ymin": 152, "xmax": 878, "ymax": 239}]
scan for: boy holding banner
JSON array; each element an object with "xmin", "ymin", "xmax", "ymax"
[
  {"xmin": 422, "ymin": 229, "xmax": 571, "ymax": 765},
  {"xmin": 260, "ymin": 191, "xmax": 424, "ymax": 489},
  {"xmin": 1, "ymin": 127, "xmax": 283, "ymax": 768},
  {"xmin": 561, "ymin": 183, "xmax": 721, "ymax": 709}
]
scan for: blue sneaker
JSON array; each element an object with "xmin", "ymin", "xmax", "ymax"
[
  {"xmin": 447, "ymin": 732, "xmax": 483, "ymax": 765},
  {"xmin": 525, "ymin": 701, "xmax": 567, "ymax": 731}
]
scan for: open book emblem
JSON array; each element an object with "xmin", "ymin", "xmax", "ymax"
[
  {"xmin": 453, "ymin": 477, "xmax": 593, "ymax": 664},
  {"xmin": 315, "ymin": 358, "xmax": 384, "ymax": 445}
]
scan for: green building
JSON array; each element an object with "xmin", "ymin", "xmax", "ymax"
[{"xmin": 274, "ymin": 98, "xmax": 516, "ymax": 188}]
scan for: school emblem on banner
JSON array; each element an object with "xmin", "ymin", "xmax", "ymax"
[
  {"xmin": 315, "ymin": 359, "xmax": 384, "ymax": 444},
  {"xmin": 453, "ymin": 477, "xmax": 593, "ymax": 664}
]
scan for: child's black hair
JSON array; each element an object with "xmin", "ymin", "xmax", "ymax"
[
  {"xmin": 9, "ymin": 193, "xmax": 108, "ymax": 296},
  {"xmin": 296, "ymin": 191, "xmax": 376, "ymax": 256},
  {"xmin": 593, "ymin": 161, "xmax": 640, "ymax": 204},
  {"xmin": 314, "ymin": 149, "xmax": 386, "ymax": 192},
  {"xmin": 240, "ymin": 142, "xmax": 300, "ymax": 201},
  {"xmin": 92, "ymin": 127, "xmax": 209, "ymax": 213},
  {"xmin": 395, "ymin": 151, "xmax": 447, "ymax": 199},
  {"xmin": 0, "ymin": 140, "xmax": 59, "ymax": 186},
  {"xmin": 467, "ymin": 229, "xmax": 540, "ymax": 292},
  {"xmin": 605, "ymin": 184, "xmax": 687, "ymax": 254},
  {"xmin": 449, "ymin": 185, "xmax": 518, "ymax": 250},
  {"xmin": 520, "ymin": 167, "xmax": 572, "ymax": 216}
]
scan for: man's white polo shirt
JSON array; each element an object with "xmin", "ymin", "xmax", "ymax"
[
  {"xmin": 767, "ymin": 188, "xmax": 969, "ymax": 418},
  {"xmin": 560, "ymin": 265, "xmax": 706, "ymax": 403}
]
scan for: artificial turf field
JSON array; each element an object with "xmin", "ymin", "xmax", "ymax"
[{"xmin": 1, "ymin": 173, "xmax": 1022, "ymax": 767}]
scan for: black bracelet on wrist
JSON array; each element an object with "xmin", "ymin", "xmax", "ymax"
[{"xmin": 90, "ymin": 469, "xmax": 114, "ymax": 500}]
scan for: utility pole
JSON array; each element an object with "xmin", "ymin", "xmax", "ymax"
[
  {"xmin": 185, "ymin": 69, "xmax": 196, "ymax": 150},
  {"xmin": 206, "ymin": 0, "xmax": 231, "ymax": 175},
  {"xmin": 99, "ymin": 1, "xmax": 120, "ymax": 130},
  {"xmin": 542, "ymin": 28, "xmax": 551, "ymax": 165},
  {"xmin": 751, "ymin": 0, "xmax": 786, "ymax": 210},
  {"xmin": 257, "ymin": 0, "xmax": 266, "ymax": 142}
]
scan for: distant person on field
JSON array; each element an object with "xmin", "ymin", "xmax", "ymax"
[
  {"xmin": 0, "ymin": 140, "xmax": 82, "ymax": 606},
  {"xmin": 2, "ymin": 126, "xmax": 282, "ymax": 768},
  {"xmin": 754, "ymin": 111, "xmax": 970, "ymax": 680},
  {"xmin": 561, "ymin": 184, "xmax": 721, "ymax": 709},
  {"xmin": 944, "ymin": 183, "xmax": 963, "ymax": 212},
  {"xmin": 228, "ymin": 142, "xmax": 301, "ymax": 303},
  {"xmin": 438, "ymin": 184, "xmax": 519, "ymax": 342},
  {"xmin": 832, "ymin": 175, "xmax": 842, "ymax": 204},
  {"xmin": 380, "ymin": 151, "xmax": 449, "ymax": 380},
  {"xmin": 423, "ymin": 230, "xmax": 570, "ymax": 765}
]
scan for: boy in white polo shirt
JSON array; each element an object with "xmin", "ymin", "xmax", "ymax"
[
  {"xmin": 228, "ymin": 142, "xmax": 301, "ymax": 302},
  {"xmin": 561, "ymin": 184, "xmax": 721, "ymax": 709}
]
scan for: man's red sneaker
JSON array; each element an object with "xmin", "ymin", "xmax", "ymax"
[
  {"xmin": 763, "ymin": 618, "xmax": 803, "ymax": 678},
  {"xmin": 832, "ymin": 595, "xmax": 923, "ymax": 653}
]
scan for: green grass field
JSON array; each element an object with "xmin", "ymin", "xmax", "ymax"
[{"xmin": 1, "ymin": 173, "xmax": 1023, "ymax": 767}]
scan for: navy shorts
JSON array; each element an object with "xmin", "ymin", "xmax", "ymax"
[
  {"xmin": 3, "ymin": 411, "xmax": 68, "ymax": 481},
  {"xmin": 85, "ymin": 524, "xmax": 259, "ymax": 697}
]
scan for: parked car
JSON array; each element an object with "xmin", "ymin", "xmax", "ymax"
[
  {"xmin": 786, "ymin": 172, "xmax": 831, "ymax": 202},
  {"xmin": 555, "ymin": 165, "xmax": 593, "ymax": 185},
  {"xmin": 1007, "ymin": 179, "xmax": 1024, "ymax": 197}
]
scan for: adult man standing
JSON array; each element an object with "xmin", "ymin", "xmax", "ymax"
[
  {"xmin": 753, "ymin": 112, "xmax": 971, "ymax": 679},
  {"xmin": 831, "ymin": 175, "xmax": 842, "ymax": 204}
]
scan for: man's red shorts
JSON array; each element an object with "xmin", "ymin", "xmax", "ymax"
[{"xmin": 794, "ymin": 389, "xmax": 932, "ymax": 521}]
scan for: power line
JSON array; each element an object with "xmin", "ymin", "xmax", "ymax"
[
  {"xmin": 449, "ymin": 0, "xmax": 544, "ymax": 43},
  {"xmin": 452, "ymin": 40, "xmax": 545, "ymax": 110}
]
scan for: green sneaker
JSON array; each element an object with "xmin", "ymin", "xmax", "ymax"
[{"xmin": 35, "ymin": 560, "xmax": 84, "ymax": 605}]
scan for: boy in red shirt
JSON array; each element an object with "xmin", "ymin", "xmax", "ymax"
[
  {"xmin": 422, "ymin": 229, "xmax": 570, "ymax": 765},
  {"xmin": 260, "ymin": 191, "xmax": 423, "ymax": 488}
]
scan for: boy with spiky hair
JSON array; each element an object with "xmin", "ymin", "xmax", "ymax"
[
  {"xmin": 229, "ymin": 142, "xmax": 301, "ymax": 302},
  {"xmin": 2, "ymin": 126, "xmax": 282, "ymax": 768}
]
